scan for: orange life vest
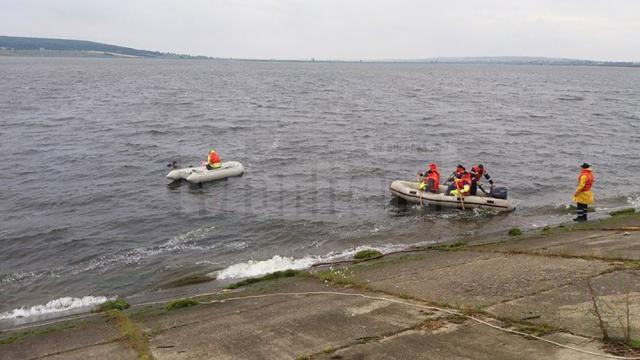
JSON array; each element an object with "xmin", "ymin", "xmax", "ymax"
[
  {"xmin": 578, "ymin": 169, "xmax": 594, "ymax": 192},
  {"xmin": 455, "ymin": 172, "xmax": 472, "ymax": 194},
  {"xmin": 423, "ymin": 170, "xmax": 440, "ymax": 191},
  {"xmin": 471, "ymin": 165, "xmax": 484, "ymax": 181}
]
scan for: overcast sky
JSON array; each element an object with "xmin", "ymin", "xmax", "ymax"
[{"xmin": 1, "ymin": 0, "xmax": 639, "ymax": 61}]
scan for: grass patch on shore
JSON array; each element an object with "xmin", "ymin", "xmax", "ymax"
[
  {"xmin": 354, "ymin": 249, "xmax": 383, "ymax": 260},
  {"xmin": 609, "ymin": 208, "xmax": 636, "ymax": 216},
  {"xmin": 94, "ymin": 299, "xmax": 130, "ymax": 312},
  {"xmin": 322, "ymin": 347, "xmax": 336, "ymax": 354},
  {"xmin": 567, "ymin": 211, "xmax": 640, "ymax": 231},
  {"xmin": 107, "ymin": 310, "xmax": 154, "ymax": 360},
  {"xmin": 0, "ymin": 320, "xmax": 85, "ymax": 345},
  {"xmin": 514, "ymin": 323, "xmax": 557, "ymax": 337},
  {"xmin": 429, "ymin": 240, "xmax": 468, "ymax": 251},
  {"xmin": 314, "ymin": 268, "xmax": 360, "ymax": 288},
  {"xmin": 508, "ymin": 227, "xmax": 523, "ymax": 236},
  {"xmin": 165, "ymin": 298, "xmax": 198, "ymax": 311},
  {"xmin": 225, "ymin": 269, "xmax": 300, "ymax": 290}
]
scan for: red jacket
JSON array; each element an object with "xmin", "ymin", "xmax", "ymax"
[
  {"xmin": 470, "ymin": 165, "xmax": 494, "ymax": 184},
  {"xmin": 208, "ymin": 152, "xmax": 221, "ymax": 165}
]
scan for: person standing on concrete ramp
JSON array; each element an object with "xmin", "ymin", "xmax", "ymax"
[{"xmin": 573, "ymin": 163, "xmax": 594, "ymax": 221}]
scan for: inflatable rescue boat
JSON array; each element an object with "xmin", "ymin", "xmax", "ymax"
[
  {"xmin": 390, "ymin": 180, "xmax": 515, "ymax": 212},
  {"xmin": 166, "ymin": 161, "xmax": 244, "ymax": 184}
]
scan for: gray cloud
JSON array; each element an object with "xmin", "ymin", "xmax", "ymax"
[{"xmin": 1, "ymin": 0, "xmax": 639, "ymax": 60}]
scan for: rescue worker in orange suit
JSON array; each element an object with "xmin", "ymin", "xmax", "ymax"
[
  {"xmin": 469, "ymin": 164, "xmax": 494, "ymax": 195},
  {"xmin": 206, "ymin": 150, "xmax": 222, "ymax": 170},
  {"xmin": 418, "ymin": 163, "xmax": 440, "ymax": 193},
  {"xmin": 573, "ymin": 163, "xmax": 594, "ymax": 221},
  {"xmin": 446, "ymin": 165, "xmax": 471, "ymax": 196}
]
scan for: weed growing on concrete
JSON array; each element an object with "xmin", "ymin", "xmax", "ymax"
[
  {"xmin": 353, "ymin": 249, "xmax": 383, "ymax": 260},
  {"xmin": 314, "ymin": 267, "xmax": 357, "ymax": 287},
  {"xmin": 429, "ymin": 240, "xmax": 468, "ymax": 251},
  {"xmin": 0, "ymin": 320, "xmax": 84, "ymax": 345},
  {"xmin": 514, "ymin": 323, "xmax": 556, "ymax": 337},
  {"xmin": 587, "ymin": 280, "xmax": 640, "ymax": 356},
  {"xmin": 322, "ymin": 347, "xmax": 336, "ymax": 354},
  {"xmin": 94, "ymin": 299, "xmax": 130, "ymax": 312},
  {"xmin": 108, "ymin": 310, "xmax": 154, "ymax": 360},
  {"xmin": 587, "ymin": 279, "xmax": 610, "ymax": 340},
  {"xmin": 508, "ymin": 228, "xmax": 523, "ymax": 236},
  {"xmin": 165, "ymin": 298, "xmax": 198, "ymax": 310},
  {"xmin": 609, "ymin": 208, "xmax": 636, "ymax": 216}
]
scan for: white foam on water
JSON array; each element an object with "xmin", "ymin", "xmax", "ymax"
[
  {"xmin": 213, "ymin": 242, "xmax": 418, "ymax": 280},
  {"xmin": 627, "ymin": 193, "xmax": 640, "ymax": 209},
  {"xmin": 215, "ymin": 255, "xmax": 317, "ymax": 280},
  {"xmin": 0, "ymin": 296, "xmax": 111, "ymax": 320}
]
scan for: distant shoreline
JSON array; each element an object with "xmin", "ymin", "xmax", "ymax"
[
  {"xmin": 0, "ymin": 49, "xmax": 212, "ymax": 60},
  {"xmin": 2, "ymin": 36, "xmax": 638, "ymax": 66},
  {"xmin": 2, "ymin": 50, "xmax": 639, "ymax": 68}
]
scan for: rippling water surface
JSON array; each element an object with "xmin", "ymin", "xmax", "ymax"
[{"xmin": 1, "ymin": 57, "xmax": 639, "ymax": 318}]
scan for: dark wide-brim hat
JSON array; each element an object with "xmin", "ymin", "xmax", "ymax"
[{"xmin": 581, "ymin": 163, "xmax": 591, "ymax": 168}]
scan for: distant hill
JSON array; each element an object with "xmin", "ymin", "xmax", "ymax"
[{"xmin": 0, "ymin": 36, "xmax": 210, "ymax": 59}]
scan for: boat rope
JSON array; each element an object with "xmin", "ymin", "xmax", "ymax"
[{"xmin": 198, "ymin": 291, "xmax": 640, "ymax": 360}]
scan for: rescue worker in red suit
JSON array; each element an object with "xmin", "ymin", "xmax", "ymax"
[
  {"xmin": 446, "ymin": 165, "xmax": 471, "ymax": 196},
  {"xmin": 206, "ymin": 150, "xmax": 222, "ymax": 170},
  {"xmin": 418, "ymin": 163, "xmax": 440, "ymax": 193},
  {"xmin": 573, "ymin": 163, "xmax": 594, "ymax": 221},
  {"xmin": 469, "ymin": 164, "xmax": 494, "ymax": 195}
]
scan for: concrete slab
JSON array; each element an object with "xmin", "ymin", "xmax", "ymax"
[
  {"xmin": 487, "ymin": 270, "xmax": 640, "ymax": 339},
  {"xmin": 142, "ymin": 279, "xmax": 431, "ymax": 360},
  {"xmin": 476, "ymin": 230, "xmax": 640, "ymax": 260},
  {"xmin": 313, "ymin": 321, "xmax": 608, "ymax": 360},
  {"xmin": 0, "ymin": 317, "xmax": 131, "ymax": 360},
  {"xmin": 351, "ymin": 251, "xmax": 612, "ymax": 307},
  {"xmin": 40, "ymin": 341, "xmax": 137, "ymax": 360}
]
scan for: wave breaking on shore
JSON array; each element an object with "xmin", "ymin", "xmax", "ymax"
[
  {"xmin": 0, "ymin": 296, "xmax": 110, "ymax": 320},
  {"xmin": 213, "ymin": 243, "xmax": 420, "ymax": 280}
]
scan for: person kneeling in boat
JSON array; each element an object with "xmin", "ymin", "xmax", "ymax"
[
  {"xmin": 418, "ymin": 162, "xmax": 440, "ymax": 193},
  {"xmin": 206, "ymin": 149, "xmax": 222, "ymax": 170},
  {"xmin": 573, "ymin": 163, "xmax": 594, "ymax": 222},
  {"xmin": 469, "ymin": 164, "xmax": 494, "ymax": 195},
  {"xmin": 446, "ymin": 165, "xmax": 471, "ymax": 196}
]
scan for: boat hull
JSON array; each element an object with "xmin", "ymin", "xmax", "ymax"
[
  {"xmin": 166, "ymin": 161, "xmax": 244, "ymax": 183},
  {"xmin": 390, "ymin": 180, "xmax": 514, "ymax": 212}
]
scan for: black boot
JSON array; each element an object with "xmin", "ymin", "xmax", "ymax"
[{"xmin": 574, "ymin": 203, "xmax": 588, "ymax": 222}]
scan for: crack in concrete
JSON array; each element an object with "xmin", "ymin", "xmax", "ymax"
[{"xmin": 30, "ymin": 337, "xmax": 124, "ymax": 360}]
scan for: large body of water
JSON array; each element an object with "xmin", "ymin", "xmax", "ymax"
[{"xmin": 1, "ymin": 57, "xmax": 639, "ymax": 321}]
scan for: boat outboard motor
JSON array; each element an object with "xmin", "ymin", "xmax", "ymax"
[{"xmin": 490, "ymin": 186, "xmax": 508, "ymax": 199}]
